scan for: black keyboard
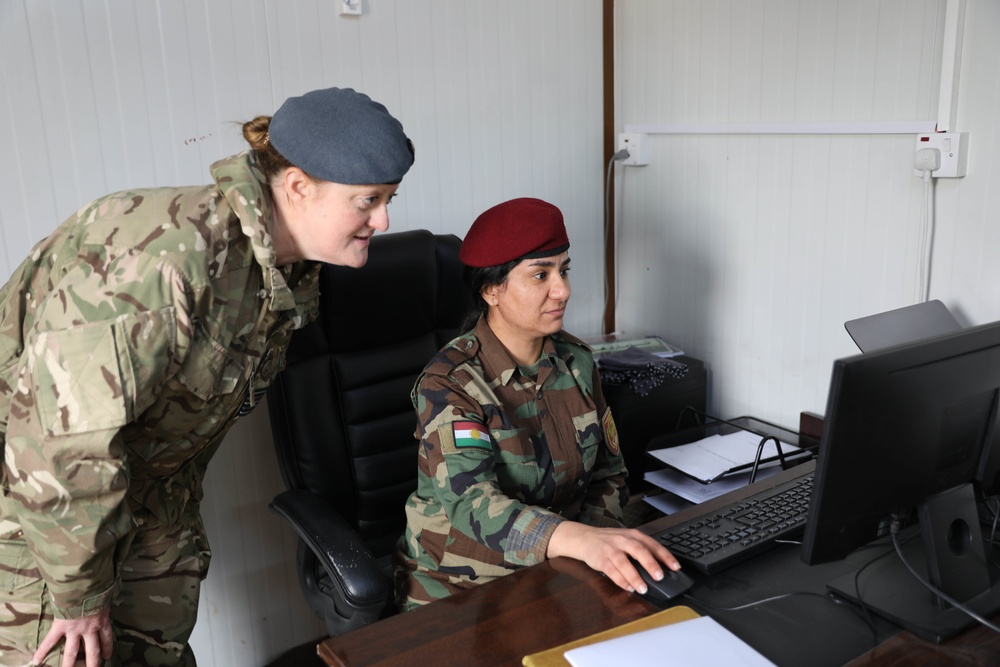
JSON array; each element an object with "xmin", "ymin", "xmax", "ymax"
[{"xmin": 654, "ymin": 472, "xmax": 814, "ymax": 574}]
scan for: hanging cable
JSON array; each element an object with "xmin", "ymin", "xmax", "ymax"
[
  {"xmin": 916, "ymin": 168, "xmax": 936, "ymax": 302},
  {"xmin": 914, "ymin": 147, "xmax": 940, "ymax": 302}
]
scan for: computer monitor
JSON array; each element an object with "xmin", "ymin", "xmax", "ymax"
[{"xmin": 801, "ymin": 319, "xmax": 1000, "ymax": 643}]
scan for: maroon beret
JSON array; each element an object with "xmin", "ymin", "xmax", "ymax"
[{"xmin": 459, "ymin": 197, "xmax": 570, "ymax": 268}]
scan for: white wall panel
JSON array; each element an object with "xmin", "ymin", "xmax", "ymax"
[
  {"xmin": 615, "ymin": 0, "xmax": 1000, "ymax": 432},
  {"xmin": 1, "ymin": 1, "xmax": 604, "ymax": 664},
  {"xmin": 6, "ymin": 0, "xmax": 1000, "ymax": 663}
]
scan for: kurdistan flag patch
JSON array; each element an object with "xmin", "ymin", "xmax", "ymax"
[{"xmin": 453, "ymin": 421, "xmax": 493, "ymax": 451}]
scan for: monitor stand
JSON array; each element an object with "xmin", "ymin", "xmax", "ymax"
[{"xmin": 827, "ymin": 484, "xmax": 1000, "ymax": 643}]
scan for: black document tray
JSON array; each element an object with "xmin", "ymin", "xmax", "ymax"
[{"xmin": 645, "ymin": 414, "xmax": 809, "ymax": 484}]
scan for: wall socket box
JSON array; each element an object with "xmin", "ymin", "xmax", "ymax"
[
  {"xmin": 339, "ymin": 0, "xmax": 362, "ymax": 16},
  {"xmin": 915, "ymin": 132, "xmax": 969, "ymax": 178},
  {"xmin": 617, "ymin": 132, "xmax": 649, "ymax": 166}
]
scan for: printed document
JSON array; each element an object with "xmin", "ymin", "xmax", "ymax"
[{"xmin": 648, "ymin": 430, "xmax": 803, "ymax": 483}]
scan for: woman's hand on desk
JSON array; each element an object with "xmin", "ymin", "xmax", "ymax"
[{"xmin": 546, "ymin": 522, "xmax": 680, "ymax": 595}]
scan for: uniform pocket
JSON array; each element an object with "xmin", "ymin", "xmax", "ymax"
[
  {"xmin": 28, "ymin": 309, "xmax": 178, "ymax": 437},
  {"xmin": 572, "ymin": 410, "xmax": 602, "ymax": 468},
  {"xmin": 30, "ymin": 323, "xmax": 128, "ymax": 436},
  {"xmin": 175, "ymin": 326, "xmax": 237, "ymax": 400},
  {"xmin": 0, "ymin": 538, "xmax": 42, "ymax": 592}
]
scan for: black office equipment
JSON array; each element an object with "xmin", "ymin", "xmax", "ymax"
[
  {"xmin": 653, "ymin": 467, "xmax": 814, "ymax": 574},
  {"xmin": 602, "ymin": 357, "xmax": 707, "ymax": 494},
  {"xmin": 648, "ymin": 411, "xmax": 810, "ymax": 485},
  {"xmin": 801, "ymin": 319, "xmax": 1000, "ymax": 643},
  {"xmin": 844, "ymin": 299, "xmax": 961, "ymax": 353},
  {"xmin": 629, "ymin": 557, "xmax": 695, "ymax": 601}
]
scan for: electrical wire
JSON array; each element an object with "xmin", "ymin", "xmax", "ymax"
[
  {"xmin": 682, "ymin": 590, "xmax": 830, "ymax": 613},
  {"xmin": 917, "ymin": 168, "xmax": 936, "ymax": 303},
  {"xmin": 850, "ymin": 543, "xmax": 901, "ymax": 646},
  {"xmin": 982, "ymin": 497, "xmax": 1000, "ymax": 569},
  {"xmin": 986, "ymin": 497, "xmax": 1000, "ymax": 549},
  {"xmin": 889, "ymin": 518, "xmax": 1000, "ymax": 635}
]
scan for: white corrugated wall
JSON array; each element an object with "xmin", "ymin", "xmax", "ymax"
[
  {"xmin": 3, "ymin": 0, "xmax": 1000, "ymax": 663},
  {"xmin": 0, "ymin": 1, "xmax": 603, "ymax": 664},
  {"xmin": 614, "ymin": 0, "xmax": 1000, "ymax": 427}
]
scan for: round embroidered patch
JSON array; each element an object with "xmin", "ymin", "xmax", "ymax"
[{"xmin": 602, "ymin": 408, "xmax": 620, "ymax": 456}]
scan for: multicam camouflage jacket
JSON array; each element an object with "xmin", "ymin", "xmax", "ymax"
[
  {"xmin": 395, "ymin": 317, "xmax": 629, "ymax": 606},
  {"xmin": 0, "ymin": 152, "xmax": 320, "ymax": 619}
]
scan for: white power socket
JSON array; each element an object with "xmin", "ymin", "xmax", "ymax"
[
  {"xmin": 914, "ymin": 132, "xmax": 969, "ymax": 178},
  {"xmin": 339, "ymin": 0, "xmax": 362, "ymax": 16},
  {"xmin": 617, "ymin": 132, "xmax": 649, "ymax": 166}
]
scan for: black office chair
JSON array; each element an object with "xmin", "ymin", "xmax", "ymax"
[{"xmin": 266, "ymin": 229, "xmax": 472, "ymax": 637}]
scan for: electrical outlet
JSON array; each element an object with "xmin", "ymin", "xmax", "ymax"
[
  {"xmin": 339, "ymin": 0, "xmax": 362, "ymax": 16},
  {"xmin": 617, "ymin": 132, "xmax": 649, "ymax": 166},
  {"xmin": 915, "ymin": 132, "xmax": 969, "ymax": 178}
]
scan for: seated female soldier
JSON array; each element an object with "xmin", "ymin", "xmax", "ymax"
[{"xmin": 394, "ymin": 197, "xmax": 680, "ymax": 609}]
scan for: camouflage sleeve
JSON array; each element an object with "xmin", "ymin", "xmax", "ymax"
[
  {"xmin": 577, "ymin": 366, "xmax": 629, "ymax": 528},
  {"xmin": 4, "ymin": 253, "xmax": 192, "ymax": 619},
  {"xmin": 414, "ymin": 371, "xmax": 564, "ymax": 568}
]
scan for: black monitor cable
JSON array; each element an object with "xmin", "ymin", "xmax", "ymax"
[
  {"xmin": 979, "ymin": 496, "xmax": 1000, "ymax": 569},
  {"xmin": 849, "ymin": 543, "xmax": 901, "ymax": 647},
  {"xmin": 986, "ymin": 497, "xmax": 1000, "ymax": 549},
  {"xmin": 889, "ymin": 517, "xmax": 1000, "ymax": 635}
]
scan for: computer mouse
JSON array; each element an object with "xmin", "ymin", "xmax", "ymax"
[{"xmin": 629, "ymin": 557, "xmax": 694, "ymax": 601}]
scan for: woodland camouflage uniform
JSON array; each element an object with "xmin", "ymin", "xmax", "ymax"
[
  {"xmin": 395, "ymin": 317, "xmax": 628, "ymax": 608},
  {"xmin": 0, "ymin": 152, "xmax": 320, "ymax": 665}
]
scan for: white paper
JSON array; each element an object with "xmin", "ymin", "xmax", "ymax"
[
  {"xmin": 642, "ymin": 491, "xmax": 693, "ymax": 515},
  {"xmin": 648, "ymin": 430, "xmax": 802, "ymax": 483},
  {"xmin": 644, "ymin": 466, "xmax": 784, "ymax": 505},
  {"xmin": 563, "ymin": 616, "xmax": 776, "ymax": 667}
]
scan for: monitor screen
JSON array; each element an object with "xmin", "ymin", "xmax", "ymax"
[{"xmin": 801, "ymin": 319, "xmax": 1000, "ymax": 642}]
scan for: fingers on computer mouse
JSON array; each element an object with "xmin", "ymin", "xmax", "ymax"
[{"xmin": 629, "ymin": 557, "xmax": 694, "ymax": 601}]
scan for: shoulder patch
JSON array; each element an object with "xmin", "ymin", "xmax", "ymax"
[
  {"xmin": 602, "ymin": 408, "xmax": 620, "ymax": 456},
  {"xmin": 452, "ymin": 420, "xmax": 493, "ymax": 452}
]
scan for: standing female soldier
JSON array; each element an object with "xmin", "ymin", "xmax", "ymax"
[
  {"xmin": 395, "ymin": 197, "xmax": 679, "ymax": 609},
  {"xmin": 0, "ymin": 87, "xmax": 413, "ymax": 667}
]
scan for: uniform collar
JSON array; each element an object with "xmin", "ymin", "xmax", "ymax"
[
  {"xmin": 210, "ymin": 151, "xmax": 303, "ymax": 312},
  {"xmin": 474, "ymin": 317, "xmax": 560, "ymax": 386}
]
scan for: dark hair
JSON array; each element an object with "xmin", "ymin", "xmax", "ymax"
[
  {"xmin": 242, "ymin": 115, "xmax": 302, "ymax": 183},
  {"xmin": 460, "ymin": 259, "xmax": 520, "ymax": 332}
]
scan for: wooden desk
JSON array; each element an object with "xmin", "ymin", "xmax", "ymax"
[
  {"xmin": 318, "ymin": 459, "xmax": 1000, "ymax": 667},
  {"xmin": 318, "ymin": 557, "xmax": 654, "ymax": 667},
  {"xmin": 318, "ymin": 555, "xmax": 1000, "ymax": 667}
]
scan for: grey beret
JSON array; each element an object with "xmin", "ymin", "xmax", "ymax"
[{"xmin": 268, "ymin": 87, "xmax": 414, "ymax": 185}]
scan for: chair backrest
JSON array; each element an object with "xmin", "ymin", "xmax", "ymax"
[{"xmin": 267, "ymin": 229, "xmax": 472, "ymax": 560}]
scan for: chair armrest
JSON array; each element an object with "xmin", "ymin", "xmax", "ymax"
[{"xmin": 269, "ymin": 489, "xmax": 388, "ymax": 609}]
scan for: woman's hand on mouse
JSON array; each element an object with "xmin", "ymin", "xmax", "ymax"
[{"xmin": 546, "ymin": 521, "xmax": 679, "ymax": 594}]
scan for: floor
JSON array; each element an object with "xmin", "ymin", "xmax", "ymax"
[{"xmin": 263, "ymin": 638, "xmax": 327, "ymax": 667}]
